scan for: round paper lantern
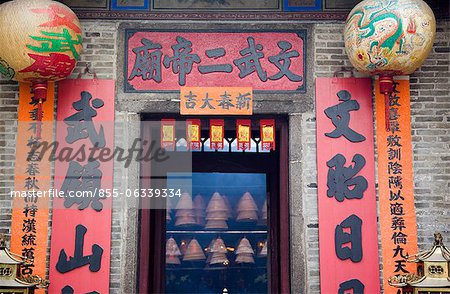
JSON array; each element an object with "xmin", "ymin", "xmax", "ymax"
[
  {"xmin": 344, "ymin": 0, "xmax": 436, "ymax": 76},
  {"xmin": 0, "ymin": 0, "xmax": 82, "ymax": 126},
  {"xmin": 344, "ymin": 0, "xmax": 436, "ymax": 130}
]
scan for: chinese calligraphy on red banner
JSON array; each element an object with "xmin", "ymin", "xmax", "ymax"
[
  {"xmin": 375, "ymin": 79, "xmax": 418, "ymax": 294},
  {"xmin": 48, "ymin": 79, "xmax": 114, "ymax": 293},
  {"xmin": 11, "ymin": 83, "xmax": 54, "ymax": 294},
  {"xmin": 316, "ymin": 78, "xmax": 380, "ymax": 294},
  {"xmin": 126, "ymin": 31, "xmax": 305, "ymax": 92}
]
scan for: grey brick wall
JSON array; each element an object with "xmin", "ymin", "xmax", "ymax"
[{"xmin": 0, "ymin": 18, "xmax": 448, "ymax": 294}]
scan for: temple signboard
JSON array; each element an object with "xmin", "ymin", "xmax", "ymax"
[{"xmin": 125, "ymin": 30, "xmax": 306, "ymax": 93}]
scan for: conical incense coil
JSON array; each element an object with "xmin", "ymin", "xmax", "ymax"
[
  {"xmin": 211, "ymin": 237, "xmax": 227, "ymax": 253},
  {"xmin": 176, "ymin": 192, "xmax": 194, "ymax": 210},
  {"xmin": 183, "ymin": 239, "xmax": 206, "ymax": 261},
  {"xmin": 235, "ymin": 237, "xmax": 254, "ymax": 255},
  {"xmin": 206, "ymin": 192, "xmax": 228, "ymax": 212},
  {"xmin": 237, "ymin": 192, "xmax": 258, "ymax": 211},
  {"xmin": 166, "ymin": 237, "xmax": 182, "ymax": 256},
  {"xmin": 205, "ymin": 220, "xmax": 228, "ymax": 229},
  {"xmin": 209, "ymin": 253, "xmax": 229, "ymax": 265},
  {"xmin": 235, "ymin": 253, "xmax": 255, "ymax": 264},
  {"xmin": 259, "ymin": 240, "xmax": 268, "ymax": 257}
]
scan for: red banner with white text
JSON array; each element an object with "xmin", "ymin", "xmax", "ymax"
[
  {"xmin": 48, "ymin": 79, "xmax": 114, "ymax": 293},
  {"xmin": 316, "ymin": 78, "xmax": 380, "ymax": 294}
]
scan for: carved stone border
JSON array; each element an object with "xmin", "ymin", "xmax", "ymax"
[{"xmin": 76, "ymin": 10, "xmax": 348, "ymax": 21}]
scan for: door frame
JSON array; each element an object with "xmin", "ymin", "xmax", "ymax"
[{"xmin": 137, "ymin": 115, "xmax": 290, "ymax": 293}]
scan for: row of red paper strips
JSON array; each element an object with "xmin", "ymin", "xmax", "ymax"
[{"xmin": 161, "ymin": 119, "xmax": 275, "ymax": 151}]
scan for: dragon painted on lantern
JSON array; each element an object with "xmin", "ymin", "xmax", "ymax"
[{"xmin": 344, "ymin": 0, "xmax": 435, "ymax": 75}]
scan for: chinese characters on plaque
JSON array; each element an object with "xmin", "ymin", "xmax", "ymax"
[
  {"xmin": 375, "ymin": 79, "xmax": 418, "ymax": 294},
  {"xmin": 316, "ymin": 78, "xmax": 380, "ymax": 293},
  {"xmin": 126, "ymin": 31, "xmax": 305, "ymax": 92},
  {"xmin": 48, "ymin": 79, "xmax": 115, "ymax": 293},
  {"xmin": 181, "ymin": 87, "xmax": 252, "ymax": 115}
]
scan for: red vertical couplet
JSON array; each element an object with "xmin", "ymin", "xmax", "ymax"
[
  {"xmin": 375, "ymin": 79, "xmax": 418, "ymax": 294},
  {"xmin": 48, "ymin": 79, "xmax": 115, "ymax": 293},
  {"xmin": 315, "ymin": 78, "xmax": 380, "ymax": 293},
  {"xmin": 11, "ymin": 83, "xmax": 54, "ymax": 294}
]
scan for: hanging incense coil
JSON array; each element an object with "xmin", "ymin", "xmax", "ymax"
[
  {"xmin": 209, "ymin": 238, "xmax": 229, "ymax": 265},
  {"xmin": 166, "ymin": 237, "xmax": 182, "ymax": 265},
  {"xmin": 236, "ymin": 192, "xmax": 258, "ymax": 222},
  {"xmin": 175, "ymin": 192, "xmax": 196, "ymax": 226},
  {"xmin": 235, "ymin": 237, "xmax": 254, "ymax": 255},
  {"xmin": 206, "ymin": 192, "xmax": 228, "ymax": 212},
  {"xmin": 205, "ymin": 192, "xmax": 228, "ymax": 229},
  {"xmin": 183, "ymin": 239, "xmax": 206, "ymax": 261},
  {"xmin": 235, "ymin": 237, "xmax": 255, "ymax": 264},
  {"xmin": 176, "ymin": 192, "xmax": 194, "ymax": 210}
]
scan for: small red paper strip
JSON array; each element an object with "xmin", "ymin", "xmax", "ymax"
[
  {"xmin": 186, "ymin": 119, "xmax": 201, "ymax": 150},
  {"xmin": 260, "ymin": 119, "xmax": 275, "ymax": 151},
  {"xmin": 236, "ymin": 119, "xmax": 251, "ymax": 150},
  {"xmin": 161, "ymin": 119, "xmax": 176, "ymax": 151},
  {"xmin": 210, "ymin": 119, "xmax": 224, "ymax": 150}
]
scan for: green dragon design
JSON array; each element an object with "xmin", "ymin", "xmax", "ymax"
[{"xmin": 347, "ymin": 0, "xmax": 405, "ymax": 54}]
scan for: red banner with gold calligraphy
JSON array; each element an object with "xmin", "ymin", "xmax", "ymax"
[
  {"xmin": 10, "ymin": 82, "xmax": 54, "ymax": 294},
  {"xmin": 316, "ymin": 78, "xmax": 380, "ymax": 293},
  {"xmin": 375, "ymin": 79, "xmax": 418, "ymax": 294},
  {"xmin": 236, "ymin": 119, "xmax": 251, "ymax": 150},
  {"xmin": 48, "ymin": 79, "xmax": 114, "ymax": 293},
  {"xmin": 210, "ymin": 119, "xmax": 224, "ymax": 150},
  {"xmin": 186, "ymin": 119, "xmax": 201, "ymax": 150}
]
